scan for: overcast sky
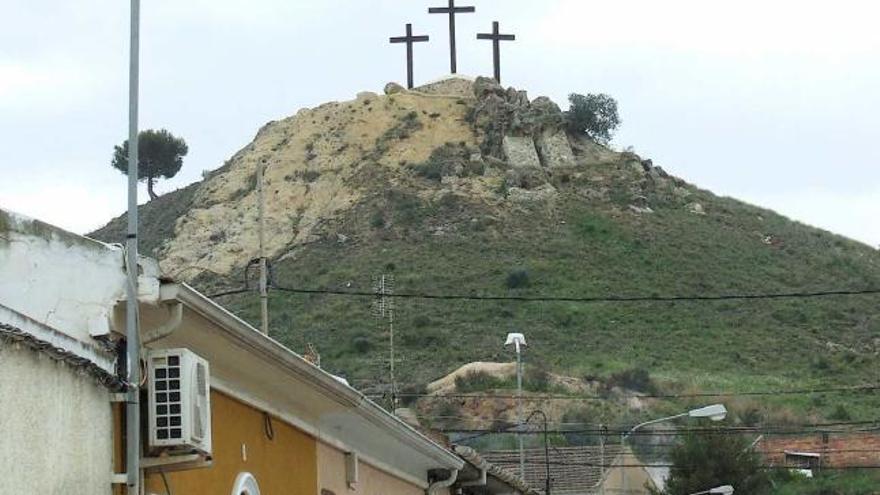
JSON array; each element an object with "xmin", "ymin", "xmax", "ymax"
[{"xmin": 1, "ymin": 0, "xmax": 878, "ymax": 247}]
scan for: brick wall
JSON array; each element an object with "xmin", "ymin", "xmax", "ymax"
[{"xmin": 759, "ymin": 433, "xmax": 880, "ymax": 468}]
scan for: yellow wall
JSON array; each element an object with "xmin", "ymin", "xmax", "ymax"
[
  {"xmin": 316, "ymin": 442, "xmax": 426, "ymax": 495},
  {"xmin": 144, "ymin": 391, "xmax": 317, "ymax": 495}
]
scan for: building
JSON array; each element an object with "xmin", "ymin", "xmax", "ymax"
[
  {"xmin": 0, "ymin": 208, "xmax": 535, "ymax": 495},
  {"xmin": 483, "ymin": 445, "xmax": 659, "ymax": 495},
  {"xmin": 758, "ymin": 432, "xmax": 880, "ymax": 474}
]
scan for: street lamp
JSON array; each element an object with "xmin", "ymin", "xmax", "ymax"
[
  {"xmin": 690, "ymin": 485, "xmax": 734, "ymax": 495},
  {"xmin": 524, "ymin": 410, "xmax": 551, "ymax": 495},
  {"xmin": 620, "ymin": 404, "xmax": 728, "ymax": 494},
  {"xmin": 504, "ymin": 332, "xmax": 527, "ymax": 478}
]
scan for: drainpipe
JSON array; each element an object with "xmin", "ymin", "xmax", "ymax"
[
  {"xmin": 459, "ymin": 468, "xmax": 487, "ymax": 487},
  {"xmin": 427, "ymin": 469, "xmax": 459, "ymax": 495},
  {"xmin": 142, "ymin": 303, "xmax": 183, "ymax": 344}
]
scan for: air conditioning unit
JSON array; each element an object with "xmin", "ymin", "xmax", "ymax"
[{"xmin": 146, "ymin": 349, "xmax": 212, "ymax": 457}]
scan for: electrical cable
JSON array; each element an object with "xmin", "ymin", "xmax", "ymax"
[
  {"xmin": 265, "ymin": 285, "xmax": 880, "ymax": 304},
  {"xmin": 160, "ymin": 469, "xmax": 173, "ymax": 495},
  {"xmin": 375, "ymin": 383, "xmax": 880, "ymax": 402}
]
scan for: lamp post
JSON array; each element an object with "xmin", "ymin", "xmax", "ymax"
[
  {"xmin": 690, "ymin": 486, "xmax": 734, "ymax": 495},
  {"xmin": 525, "ymin": 410, "xmax": 551, "ymax": 495},
  {"xmin": 505, "ymin": 332, "xmax": 527, "ymax": 478},
  {"xmin": 620, "ymin": 404, "xmax": 728, "ymax": 494}
]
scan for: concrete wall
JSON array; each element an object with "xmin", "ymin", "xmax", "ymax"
[
  {"xmin": 318, "ymin": 442, "xmax": 440, "ymax": 495},
  {"xmin": 0, "ymin": 346, "xmax": 113, "ymax": 494},
  {"xmin": 0, "ymin": 209, "xmax": 130, "ymax": 340}
]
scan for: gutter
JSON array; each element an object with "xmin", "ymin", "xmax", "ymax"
[
  {"xmin": 427, "ymin": 469, "xmax": 459, "ymax": 495},
  {"xmin": 160, "ymin": 282, "xmax": 464, "ymax": 470}
]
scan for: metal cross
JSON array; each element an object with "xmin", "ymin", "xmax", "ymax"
[
  {"xmin": 428, "ymin": 0, "xmax": 476, "ymax": 74},
  {"xmin": 390, "ymin": 23, "xmax": 430, "ymax": 89},
  {"xmin": 477, "ymin": 21, "xmax": 515, "ymax": 83}
]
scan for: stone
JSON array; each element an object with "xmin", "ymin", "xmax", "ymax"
[
  {"xmin": 473, "ymin": 76, "xmax": 505, "ymax": 98},
  {"xmin": 686, "ymin": 202, "xmax": 706, "ymax": 215},
  {"xmin": 384, "ymin": 82, "xmax": 406, "ymax": 95},
  {"xmin": 536, "ymin": 130, "xmax": 575, "ymax": 168},
  {"xmin": 356, "ymin": 91, "xmax": 378, "ymax": 101},
  {"xmin": 505, "ymin": 166, "xmax": 549, "ymax": 190},
  {"xmin": 508, "ymin": 183, "xmax": 558, "ymax": 203},
  {"xmin": 673, "ymin": 187, "xmax": 692, "ymax": 199},
  {"xmin": 629, "ymin": 205, "xmax": 654, "ymax": 214},
  {"xmin": 506, "ymin": 87, "xmax": 530, "ymax": 107},
  {"xmin": 502, "ymin": 136, "xmax": 542, "ymax": 170}
]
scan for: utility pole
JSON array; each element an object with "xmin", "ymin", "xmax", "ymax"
[
  {"xmin": 124, "ymin": 1, "xmax": 141, "ymax": 494},
  {"xmin": 257, "ymin": 159, "xmax": 269, "ymax": 335}
]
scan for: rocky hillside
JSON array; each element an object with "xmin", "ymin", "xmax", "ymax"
[{"xmin": 92, "ymin": 76, "xmax": 880, "ymax": 428}]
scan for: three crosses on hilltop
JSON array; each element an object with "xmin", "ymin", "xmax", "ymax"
[{"xmin": 390, "ymin": 0, "xmax": 515, "ymax": 89}]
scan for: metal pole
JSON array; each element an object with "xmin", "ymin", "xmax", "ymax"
[
  {"xmin": 517, "ymin": 347, "xmax": 524, "ymax": 478},
  {"xmin": 258, "ymin": 160, "xmax": 269, "ymax": 335},
  {"xmin": 125, "ymin": 0, "xmax": 141, "ymax": 493},
  {"xmin": 543, "ymin": 413, "xmax": 550, "ymax": 495},
  {"xmin": 599, "ymin": 426, "xmax": 605, "ymax": 495},
  {"xmin": 620, "ymin": 433, "xmax": 626, "ymax": 495}
]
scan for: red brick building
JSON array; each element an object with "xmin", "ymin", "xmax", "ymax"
[{"xmin": 758, "ymin": 433, "xmax": 880, "ymax": 471}]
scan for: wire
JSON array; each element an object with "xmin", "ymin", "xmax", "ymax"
[
  {"xmin": 160, "ymin": 469, "xmax": 173, "ymax": 495},
  {"xmin": 379, "ymin": 383, "xmax": 880, "ymax": 402},
  {"xmin": 267, "ymin": 285, "xmax": 880, "ymax": 304}
]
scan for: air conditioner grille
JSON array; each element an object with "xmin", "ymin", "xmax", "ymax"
[{"xmin": 153, "ymin": 355, "xmax": 183, "ymax": 440}]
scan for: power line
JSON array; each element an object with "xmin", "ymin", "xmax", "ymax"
[
  {"xmin": 267, "ymin": 285, "xmax": 880, "ymax": 304},
  {"xmin": 377, "ymin": 383, "xmax": 880, "ymax": 402}
]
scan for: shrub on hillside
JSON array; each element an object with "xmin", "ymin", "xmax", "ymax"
[
  {"xmin": 506, "ymin": 269, "xmax": 531, "ymax": 289},
  {"xmin": 455, "ymin": 371, "xmax": 506, "ymax": 393},
  {"xmin": 605, "ymin": 368, "xmax": 658, "ymax": 395},
  {"xmin": 565, "ymin": 93, "xmax": 621, "ymax": 144}
]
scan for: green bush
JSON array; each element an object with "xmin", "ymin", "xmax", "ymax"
[
  {"xmin": 565, "ymin": 93, "xmax": 621, "ymax": 144},
  {"xmin": 506, "ymin": 269, "xmax": 531, "ymax": 289},
  {"xmin": 606, "ymin": 368, "xmax": 658, "ymax": 395},
  {"xmin": 455, "ymin": 371, "xmax": 506, "ymax": 392},
  {"xmin": 352, "ymin": 336, "xmax": 373, "ymax": 354}
]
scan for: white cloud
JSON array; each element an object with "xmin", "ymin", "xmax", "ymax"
[
  {"xmin": 0, "ymin": 59, "xmax": 103, "ymax": 111},
  {"xmin": 536, "ymin": 0, "xmax": 880, "ymax": 57}
]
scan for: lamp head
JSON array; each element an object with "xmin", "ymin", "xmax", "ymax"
[
  {"xmin": 688, "ymin": 404, "xmax": 728, "ymax": 421},
  {"xmin": 505, "ymin": 333, "xmax": 527, "ymax": 353},
  {"xmin": 709, "ymin": 486, "xmax": 734, "ymax": 495}
]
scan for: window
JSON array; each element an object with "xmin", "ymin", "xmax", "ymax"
[{"xmin": 232, "ymin": 472, "xmax": 261, "ymax": 495}]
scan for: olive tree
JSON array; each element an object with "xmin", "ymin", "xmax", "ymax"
[{"xmin": 565, "ymin": 93, "xmax": 621, "ymax": 144}]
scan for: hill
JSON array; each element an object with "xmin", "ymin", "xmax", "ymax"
[{"xmin": 92, "ymin": 76, "xmax": 880, "ymax": 430}]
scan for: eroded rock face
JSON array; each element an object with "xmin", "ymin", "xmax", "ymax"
[
  {"xmin": 503, "ymin": 136, "xmax": 542, "ymax": 170},
  {"xmin": 537, "ymin": 131, "xmax": 575, "ymax": 168},
  {"xmin": 470, "ymin": 77, "xmax": 573, "ymax": 172}
]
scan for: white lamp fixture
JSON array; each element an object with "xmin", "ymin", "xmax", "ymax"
[
  {"xmin": 505, "ymin": 333, "xmax": 527, "ymax": 353},
  {"xmin": 690, "ymin": 485, "xmax": 734, "ymax": 495},
  {"xmin": 688, "ymin": 404, "xmax": 728, "ymax": 422}
]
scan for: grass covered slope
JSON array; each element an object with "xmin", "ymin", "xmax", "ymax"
[
  {"xmin": 207, "ymin": 149, "xmax": 880, "ymax": 423},
  {"xmin": 92, "ymin": 78, "xmax": 880, "ymax": 425}
]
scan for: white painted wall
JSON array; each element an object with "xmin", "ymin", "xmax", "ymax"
[
  {"xmin": 0, "ymin": 208, "xmax": 158, "ymax": 341},
  {"xmin": 0, "ymin": 208, "xmax": 161, "ymax": 495},
  {"xmin": 0, "ymin": 346, "xmax": 113, "ymax": 494}
]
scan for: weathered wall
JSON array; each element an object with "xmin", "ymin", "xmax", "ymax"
[
  {"xmin": 317, "ymin": 442, "xmax": 430, "ymax": 495},
  {"xmin": 144, "ymin": 391, "xmax": 317, "ymax": 495},
  {"xmin": 0, "ymin": 209, "xmax": 131, "ymax": 339},
  {"xmin": 0, "ymin": 346, "xmax": 113, "ymax": 494}
]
